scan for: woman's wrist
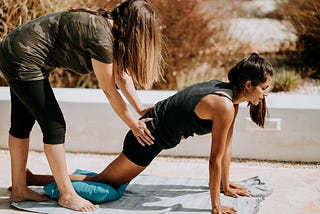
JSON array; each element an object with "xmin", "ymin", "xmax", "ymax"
[
  {"xmin": 136, "ymin": 106, "xmax": 146, "ymax": 116},
  {"xmin": 212, "ymin": 204, "xmax": 221, "ymax": 213},
  {"xmin": 129, "ymin": 121, "xmax": 138, "ymax": 129}
]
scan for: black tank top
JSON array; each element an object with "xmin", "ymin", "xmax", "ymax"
[{"xmin": 144, "ymin": 79, "xmax": 233, "ymax": 149}]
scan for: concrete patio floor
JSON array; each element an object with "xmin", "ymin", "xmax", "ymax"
[{"xmin": 0, "ymin": 149, "xmax": 319, "ymax": 214}]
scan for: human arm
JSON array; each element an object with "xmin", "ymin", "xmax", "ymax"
[
  {"xmin": 209, "ymin": 103, "xmax": 236, "ymax": 213},
  {"xmin": 220, "ymin": 104, "xmax": 251, "ymax": 198},
  {"xmin": 114, "ymin": 70, "xmax": 153, "ymax": 116},
  {"xmin": 92, "ymin": 58, "xmax": 153, "ymax": 146},
  {"xmin": 195, "ymin": 95, "xmax": 237, "ymax": 213},
  {"xmin": 114, "ymin": 70, "xmax": 155, "ymax": 145}
]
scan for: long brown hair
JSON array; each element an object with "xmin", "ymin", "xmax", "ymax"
[
  {"xmin": 228, "ymin": 53, "xmax": 274, "ymax": 127},
  {"xmin": 69, "ymin": 0, "xmax": 165, "ymax": 89}
]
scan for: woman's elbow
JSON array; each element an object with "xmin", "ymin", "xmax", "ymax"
[
  {"xmin": 114, "ymin": 73, "xmax": 127, "ymax": 87},
  {"xmin": 101, "ymin": 87, "xmax": 117, "ymax": 100}
]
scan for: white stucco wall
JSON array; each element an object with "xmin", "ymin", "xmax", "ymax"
[{"xmin": 0, "ymin": 87, "xmax": 319, "ymax": 162}]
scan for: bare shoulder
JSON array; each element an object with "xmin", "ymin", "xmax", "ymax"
[{"xmin": 195, "ymin": 94, "xmax": 235, "ymax": 121}]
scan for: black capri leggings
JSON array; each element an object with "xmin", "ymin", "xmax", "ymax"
[{"xmin": 8, "ymin": 78, "xmax": 66, "ymax": 144}]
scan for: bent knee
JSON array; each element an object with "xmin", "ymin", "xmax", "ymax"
[{"xmin": 9, "ymin": 121, "xmax": 35, "ymax": 139}]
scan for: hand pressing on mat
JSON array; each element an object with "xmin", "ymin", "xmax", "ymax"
[
  {"xmin": 223, "ymin": 182, "xmax": 251, "ymax": 198},
  {"xmin": 212, "ymin": 204, "xmax": 237, "ymax": 214}
]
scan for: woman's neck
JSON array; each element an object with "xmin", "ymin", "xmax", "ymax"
[{"xmin": 232, "ymin": 93, "xmax": 247, "ymax": 104}]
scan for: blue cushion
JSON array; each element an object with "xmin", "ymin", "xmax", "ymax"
[{"xmin": 43, "ymin": 169, "xmax": 129, "ymax": 203}]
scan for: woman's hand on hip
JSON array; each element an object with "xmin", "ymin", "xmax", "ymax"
[{"xmin": 130, "ymin": 118, "xmax": 154, "ymax": 146}]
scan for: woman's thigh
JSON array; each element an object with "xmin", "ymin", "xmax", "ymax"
[
  {"xmin": 89, "ymin": 131, "xmax": 163, "ymax": 187},
  {"xmin": 9, "ymin": 87, "xmax": 35, "ymax": 139},
  {"xmin": 9, "ymin": 79, "xmax": 66, "ymax": 144},
  {"xmin": 91, "ymin": 152, "xmax": 146, "ymax": 188},
  {"xmin": 123, "ymin": 131, "xmax": 163, "ymax": 167}
]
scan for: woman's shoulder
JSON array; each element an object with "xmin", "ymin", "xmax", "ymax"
[
  {"xmin": 65, "ymin": 11, "xmax": 111, "ymax": 28},
  {"xmin": 195, "ymin": 91, "xmax": 235, "ymax": 121}
]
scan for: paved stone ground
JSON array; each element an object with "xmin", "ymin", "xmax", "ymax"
[{"xmin": 0, "ymin": 150, "xmax": 319, "ymax": 214}]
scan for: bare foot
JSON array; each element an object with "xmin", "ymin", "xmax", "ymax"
[
  {"xmin": 59, "ymin": 194, "xmax": 99, "ymax": 212},
  {"xmin": 10, "ymin": 186, "xmax": 50, "ymax": 202}
]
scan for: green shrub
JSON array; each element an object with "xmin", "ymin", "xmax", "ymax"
[{"xmin": 271, "ymin": 68, "xmax": 301, "ymax": 92}]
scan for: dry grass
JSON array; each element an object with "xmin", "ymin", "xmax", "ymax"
[
  {"xmin": 274, "ymin": 0, "xmax": 320, "ymax": 78},
  {"xmin": 0, "ymin": 0, "xmax": 56, "ymax": 38},
  {"xmin": 0, "ymin": 0, "xmax": 56, "ymax": 86},
  {"xmin": 7, "ymin": 0, "xmax": 317, "ymax": 92},
  {"xmin": 151, "ymin": 0, "xmax": 251, "ymax": 90},
  {"xmin": 1, "ymin": 0, "xmax": 251, "ymax": 89}
]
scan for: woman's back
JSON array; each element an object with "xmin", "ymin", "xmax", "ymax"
[
  {"xmin": 0, "ymin": 11, "xmax": 113, "ymax": 81},
  {"xmin": 148, "ymin": 79, "xmax": 233, "ymax": 149}
]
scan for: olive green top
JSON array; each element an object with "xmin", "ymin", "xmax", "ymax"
[{"xmin": 0, "ymin": 11, "xmax": 113, "ymax": 81}]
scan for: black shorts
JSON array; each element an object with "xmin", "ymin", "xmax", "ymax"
[{"xmin": 123, "ymin": 130, "xmax": 162, "ymax": 167}]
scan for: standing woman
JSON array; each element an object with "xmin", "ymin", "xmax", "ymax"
[{"xmin": 0, "ymin": 0, "xmax": 164, "ymax": 211}]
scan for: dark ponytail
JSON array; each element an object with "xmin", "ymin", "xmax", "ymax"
[
  {"xmin": 228, "ymin": 53, "xmax": 273, "ymax": 127},
  {"xmin": 249, "ymin": 98, "xmax": 266, "ymax": 127}
]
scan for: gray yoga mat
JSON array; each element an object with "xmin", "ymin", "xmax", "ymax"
[{"xmin": 11, "ymin": 175, "xmax": 272, "ymax": 214}]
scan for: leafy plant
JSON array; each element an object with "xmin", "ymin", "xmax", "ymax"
[{"xmin": 271, "ymin": 68, "xmax": 301, "ymax": 92}]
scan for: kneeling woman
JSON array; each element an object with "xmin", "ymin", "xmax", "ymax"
[{"xmin": 27, "ymin": 53, "xmax": 273, "ymax": 214}]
